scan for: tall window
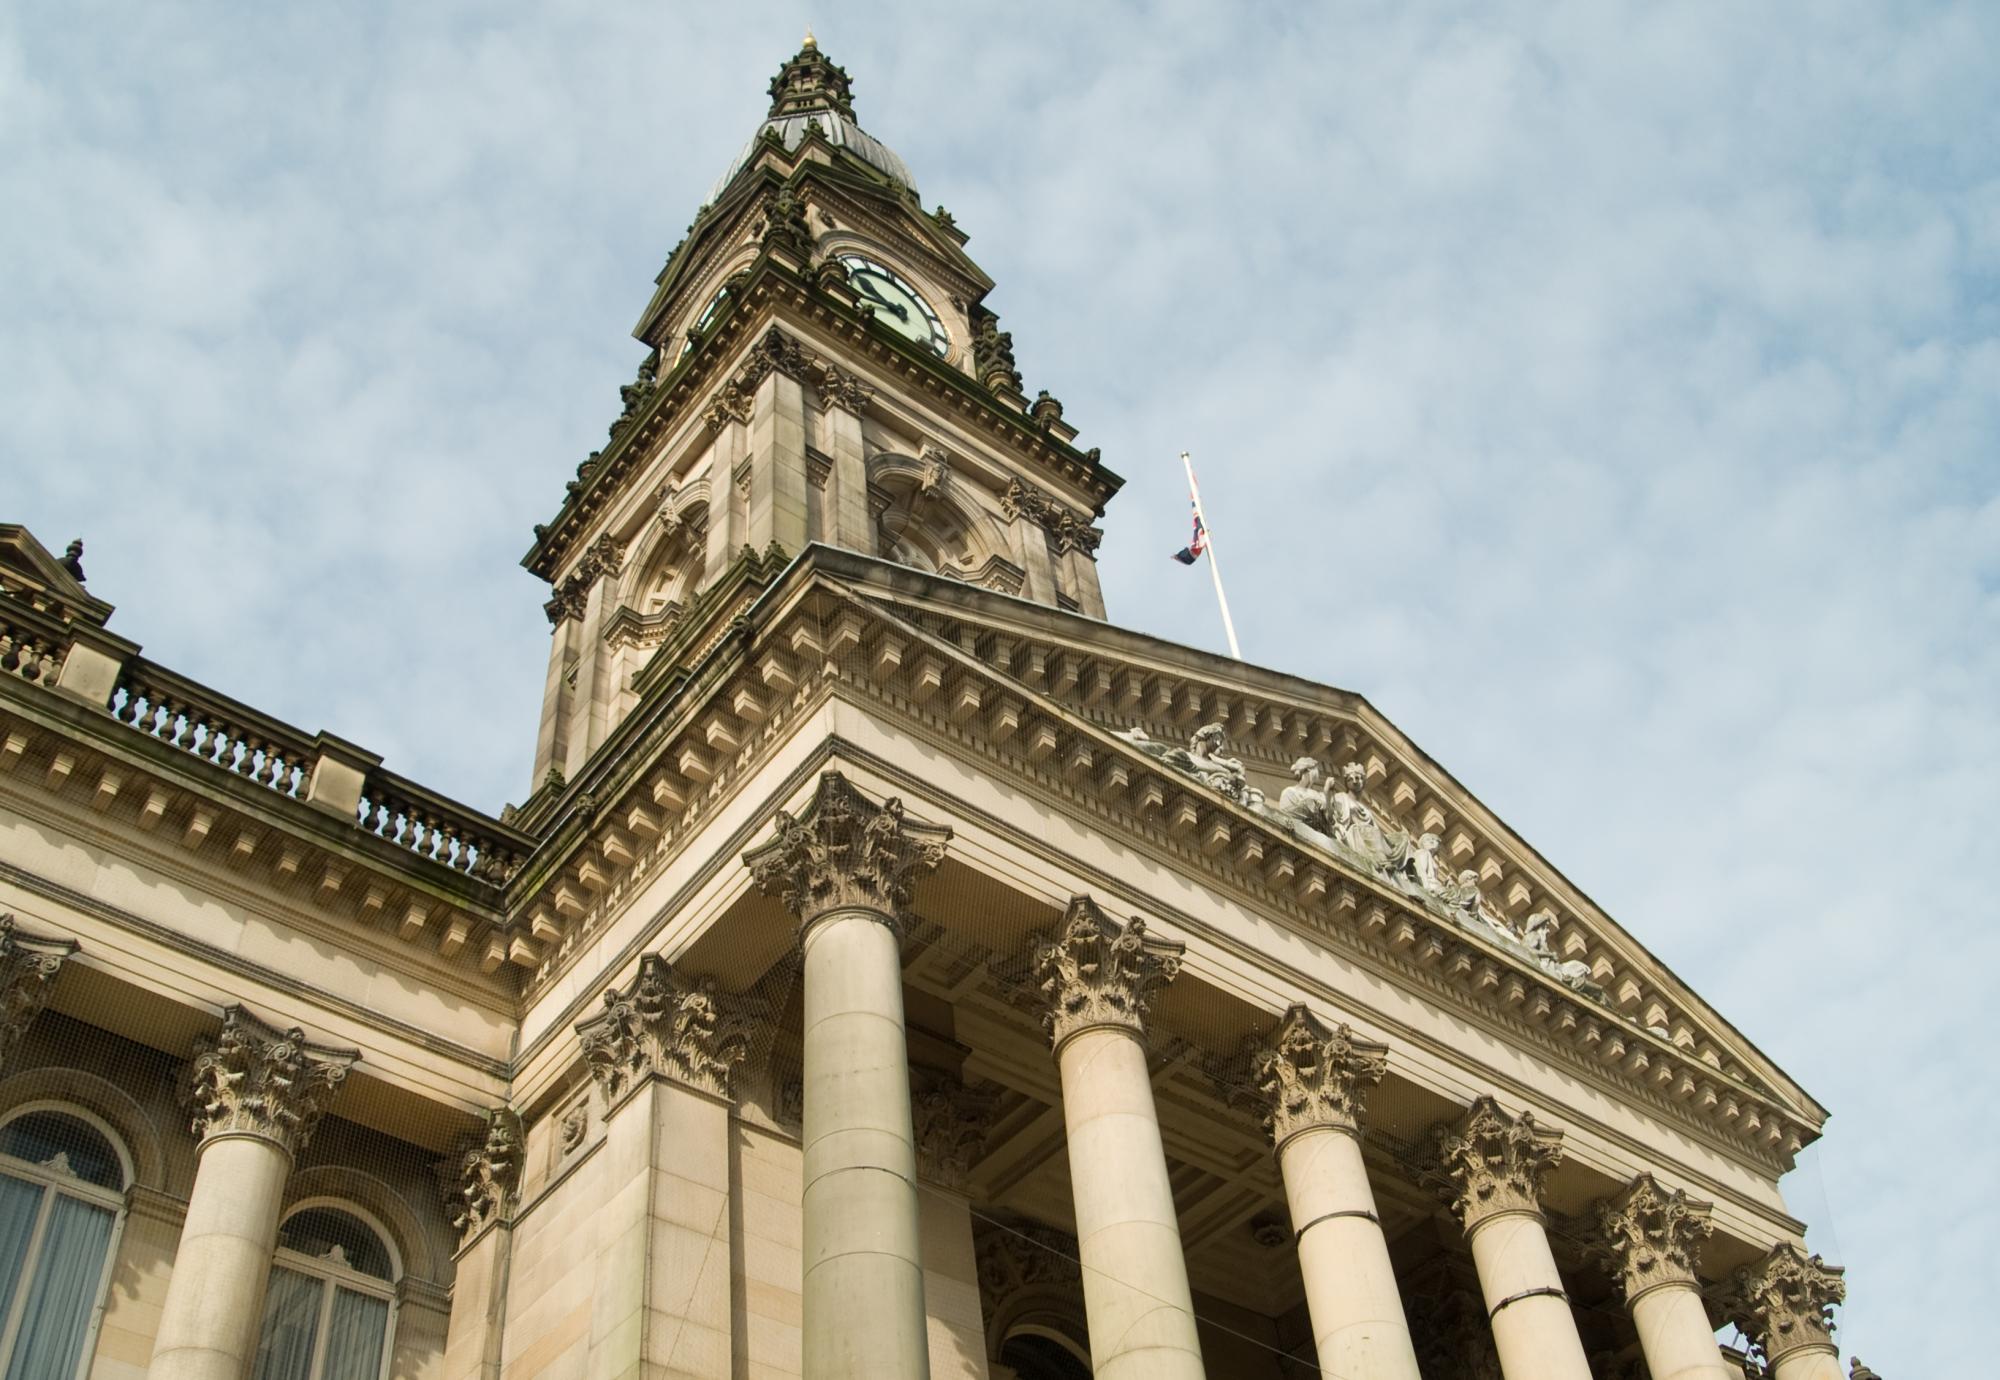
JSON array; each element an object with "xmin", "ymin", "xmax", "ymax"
[
  {"xmin": 251, "ymin": 1205, "xmax": 397, "ymax": 1380},
  {"xmin": 0, "ymin": 1107, "xmax": 128, "ymax": 1380}
]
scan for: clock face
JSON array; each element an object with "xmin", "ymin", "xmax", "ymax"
[{"xmin": 838, "ymin": 255, "xmax": 948, "ymax": 356}]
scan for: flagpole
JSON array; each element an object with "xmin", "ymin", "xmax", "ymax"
[{"xmin": 1182, "ymin": 450, "xmax": 1242, "ymax": 659}]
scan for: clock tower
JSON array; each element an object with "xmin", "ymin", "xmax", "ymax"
[{"xmin": 522, "ymin": 34, "xmax": 1122, "ymax": 797}]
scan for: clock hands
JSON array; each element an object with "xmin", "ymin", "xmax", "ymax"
[{"xmin": 852, "ymin": 273, "xmax": 911, "ymax": 323}]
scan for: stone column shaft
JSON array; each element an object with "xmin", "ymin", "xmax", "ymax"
[{"xmin": 441, "ymin": 1108, "xmax": 522, "ymax": 1380}]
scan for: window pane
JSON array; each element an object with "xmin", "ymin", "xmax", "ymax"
[
  {"xmin": 3, "ymin": 1196, "xmax": 114, "ymax": 1380},
  {"xmin": 276, "ymin": 1208, "xmax": 392, "ymax": 1281},
  {"xmin": 321, "ymin": 1288, "xmax": 389, "ymax": 1380},
  {"xmin": 0, "ymin": 1113, "xmax": 122, "ymax": 1190},
  {"xmin": 0, "ymin": 1176, "xmax": 43, "ymax": 1331},
  {"xmin": 250, "ymin": 1267, "xmax": 321, "ymax": 1380}
]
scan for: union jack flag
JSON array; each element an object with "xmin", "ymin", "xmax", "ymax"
[{"xmin": 1172, "ymin": 502, "xmax": 1208, "ymax": 565}]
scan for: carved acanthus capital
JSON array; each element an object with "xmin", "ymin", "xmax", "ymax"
[
  {"xmin": 911, "ymin": 1072, "xmax": 995, "ymax": 1191},
  {"xmin": 181, "ymin": 1006, "xmax": 357, "ymax": 1156},
  {"xmin": 1591, "ymin": 1173, "xmax": 1713, "ymax": 1300},
  {"xmin": 702, "ymin": 381, "xmax": 755, "ymax": 432},
  {"xmin": 542, "ymin": 533, "xmax": 625, "ymax": 625},
  {"xmin": 1245, "ymin": 1005, "xmax": 1387, "ymax": 1147},
  {"xmin": 814, "ymin": 362, "xmax": 876, "ymax": 415},
  {"xmin": 999, "ymin": 477, "xmax": 1100, "ymax": 556},
  {"xmin": 442, "ymin": 1107, "xmax": 523, "ymax": 1239},
  {"xmin": 1728, "ymin": 1242, "xmax": 1845, "ymax": 1364},
  {"xmin": 742, "ymin": 772, "xmax": 951, "ymax": 930},
  {"xmin": 0, "ymin": 915, "xmax": 75, "ymax": 1074},
  {"xmin": 742, "ymin": 325, "xmax": 814, "ymax": 389},
  {"xmin": 576, "ymin": 955, "xmax": 755, "ymax": 1103},
  {"xmin": 1433, "ymin": 1097, "xmax": 1563, "ymax": 1230},
  {"xmin": 1029, "ymin": 896, "xmax": 1183, "ymax": 1051}
]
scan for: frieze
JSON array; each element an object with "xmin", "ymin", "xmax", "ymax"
[{"xmin": 910, "ymin": 1071, "xmax": 995, "ymax": 1190}]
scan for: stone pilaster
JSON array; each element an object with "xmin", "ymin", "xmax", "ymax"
[
  {"xmin": 911, "ymin": 1071, "xmax": 995, "ymax": 1192},
  {"xmin": 576, "ymin": 953, "xmax": 754, "ymax": 1102},
  {"xmin": 0, "ymin": 914, "xmax": 76, "ymax": 1074},
  {"xmin": 1028, "ymin": 897, "xmax": 1203, "ymax": 1380},
  {"xmin": 744, "ymin": 772, "xmax": 950, "ymax": 1380},
  {"xmin": 1591, "ymin": 1174, "xmax": 1734, "ymax": 1380},
  {"xmin": 439, "ymin": 1109, "xmax": 521, "ymax": 1380},
  {"xmin": 1729, "ymin": 1243, "xmax": 1846, "ymax": 1380},
  {"xmin": 1434, "ymin": 1097, "xmax": 1591, "ymax": 1380},
  {"xmin": 443, "ymin": 1107, "xmax": 523, "ymax": 1242}
]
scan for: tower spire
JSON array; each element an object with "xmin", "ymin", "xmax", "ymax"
[{"xmin": 767, "ymin": 32, "xmax": 854, "ymax": 119}]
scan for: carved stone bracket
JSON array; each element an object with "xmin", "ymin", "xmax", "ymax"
[
  {"xmin": 1028, "ymin": 895, "xmax": 1184, "ymax": 1050},
  {"xmin": 1244, "ymin": 1004, "xmax": 1388, "ymax": 1148},
  {"xmin": 1433, "ymin": 1096, "xmax": 1563, "ymax": 1230},
  {"xmin": 742, "ymin": 771, "xmax": 951, "ymax": 931},
  {"xmin": 1728, "ymin": 1242, "xmax": 1846, "ymax": 1365},
  {"xmin": 0, "ymin": 915, "xmax": 76, "ymax": 1074},
  {"xmin": 442, "ymin": 1107, "xmax": 523, "ymax": 1240},
  {"xmin": 916, "ymin": 443, "xmax": 949, "ymax": 495},
  {"xmin": 181, "ymin": 1006, "xmax": 357, "ymax": 1157},
  {"xmin": 911, "ymin": 1071, "xmax": 996, "ymax": 1191},
  {"xmin": 576, "ymin": 954, "xmax": 755, "ymax": 1103},
  {"xmin": 1591, "ymin": 1172, "xmax": 1714, "ymax": 1301}
]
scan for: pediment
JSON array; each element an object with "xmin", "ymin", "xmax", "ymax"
[{"xmin": 0, "ymin": 524, "xmax": 112, "ymax": 627}]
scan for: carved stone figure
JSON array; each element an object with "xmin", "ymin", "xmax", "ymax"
[
  {"xmin": 1117, "ymin": 722, "xmax": 1252, "ymax": 804},
  {"xmin": 1276, "ymin": 757, "xmax": 1330, "ymax": 831},
  {"xmin": 1408, "ymin": 831, "xmax": 1450, "ymax": 897},
  {"xmin": 1029, "ymin": 896, "xmax": 1183, "ymax": 1049},
  {"xmin": 910, "ymin": 1072, "xmax": 995, "ymax": 1191},
  {"xmin": 1329, "ymin": 762, "xmax": 1410, "ymax": 872},
  {"xmin": 181, "ymin": 1006, "xmax": 357, "ymax": 1155},
  {"xmin": 1523, "ymin": 908, "xmax": 1596, "ymax": 988},
  {"xmin": 575, "ymin": 954, "xmax": 755, "ymax": 1102}
]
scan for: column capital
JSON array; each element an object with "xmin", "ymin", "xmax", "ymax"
[
  {"xmin": 1245, "ymin": 1004, "xmax": 1388, "ymax": 1148},
  {"xmin": 1029, "ymin": 895, "xmax": 1183, "ymax": 1050},
  {"xmin": 1590, "ymin": 1172, "xmax": 1714, "ymax": 1300},
  {"xmin": 1433, "ymin": 1096, "xmax": 1563, "ymax": 1231},
  {"xmin": 1727, "ymin": 1242, "xmax": 1845, "ymax": 1365},
  {"xmin": 743, "ymin": 771, "xmax": 951, "ymax": 932},
  {"xmin": 911, "ymin": 1070, "xmax": 996, "ymax": 1191},
  {"xmin": 441, "ymin": 1107, "xmax": 523, "ymax": 1242},
  {"xmin": 181, "ymin": 1006, "xmax": 357, "ymax": 1157},
  {"xmin": 0, "ymin": 914, "xmax": 76, "ymax": 1074},
  {"xmin": 577, "ymin": 954, "xmax": 755, "ymax": 1103}
]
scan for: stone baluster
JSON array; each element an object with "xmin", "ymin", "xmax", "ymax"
[
  {"xmin": 0, "ymin": 914, "xmax": 77, "ymax": 1076},
  {"xmin": 745, "ymin": 772, "xmax": 951, "ymax": 1380},
  {"xmin": 1028, "ymin": 896, "xmax": 1205, "ymax": 1380},
  {"xmin": 1243, "ymin": 1005, "xmax": 1421, "ymax": 1379},
  {"xmin": 575, "ymin": 955, "xmax": 756, "ymax": 1379},
  {"xmin": 1433, "ymin": 1097, "xmax": 1592, "ymax": 1380},
  {"xmin": 148, "ymin": 1007, "xmax": 356, "ymax": 1380},
  {"xmin": 1727, "ymin": 1243, "xmax": 1847, "ymax": 1380},
  {"xmin": 1590, "ymin": 1174, "xmax": 1735, "ymax": 1380},
  {"xmin": 439, "ymin": 1108, "xmax": 522, "ymax": 1380}
]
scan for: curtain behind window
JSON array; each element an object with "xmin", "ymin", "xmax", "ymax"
[
  {"xmin": 0, "ymin": 1176, "xmax": 40, "ymax": 1327},
  {"xmin": 3, "ymin": 1195, "xmax": 114, "ymax": 1380},
  {"xmin": 321, "ymin": 1288, "xmax": 389, "ymax": 1380},
  {"xmin": 251, "ymin": 1267, "xmax": 322, "ymax": 1380}
]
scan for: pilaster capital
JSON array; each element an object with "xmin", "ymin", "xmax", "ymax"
[
  {"xmin": 1727, "ymin": 1242, "xmax": 1845, "ymax": 1364},
  {"xmin": 1591, "ymin": 1173, "xmax": 1714, "ymax": 1300},
  {"xmin": 180, "ymin": 1006, "xmax": 357, "ymax": 1157},
  {"xmin": 0, "ymin": 914, "xmax": 76, "ymax": 1074},
  {"xmin": 1433, "ymin": 1096, "xmax": 1563, "ymax": 1231},
  {"xmin": 576, "ymin": 955, "xmax": 755, "ymax": 1103},
  {"xmin": 1029, "ymin": 895, "xmax": 1184, "ymax": 1051},
  {"xmin": 1245, "ymin": 1005, "xmax": 1388, "ymax": 1147},
  {"xmin": 442, "ymin": 1107, "xmax": 523, "ymax": 1241},
  {"xmin": 742, "ymin": 771, "xmax": 951, "ymax": 932},
  {"xmin": 911, "ymin": 1071, "xmax": 995, "ymax": 1191}
]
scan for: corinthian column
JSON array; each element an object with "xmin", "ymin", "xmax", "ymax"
[
  {"xmin": 1728, "ymin": 1243, "xmax": 1847, "ymax": 1380},
  {"xmin": 1591, "ymin": 1175, "xmax": 1734, "ymax": 1380},
  {"xmin": 0, "ymin": 913, "xmax": 77, "ymax": 1074},
  {"xmin": 149, "ymin": 1007, "xmax": 356, "ymax": 1380},
  {"xmin": 1029, "ymin": 897, "xmax": 1205, "ymax": 1380},
  {"xmin": 745, "ymin": 772, "xmax": 950, "ymax": 1380},
  {"xmin": 1433, "ymin": 1098, "xmax": 1591, "ymax": 1380},
  {"xmin": 1244, "ymin": 1006, "xmax": 1420, "ymax": 1379}
]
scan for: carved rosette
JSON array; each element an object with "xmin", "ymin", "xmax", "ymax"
[
  {"xmin": 181, "ymin": 1006, "xmax": 357, "ymax": 1157},
  {"xmin": 911, "ymin": 1072, "xmax": 996, "ymax": 1191},
  {"xmin": 1029, "ymin": 896, "xmax": 1184, "ymax": 1051},
  {"xmin": 742, "ymin": 772, "xmax": 951, "ymax": 932},
  {"xmin": 1728, "ymin": 1243, "xmax": 1846, "ymax": 1364},
  {"xmin": 1591, "ymin": 1173, "xmax": 1714, "ymax": 1301},
  {"xmin": 1246, "ymin": 1005, "xmax": 1388, "ymax": 1148},
  {"xmin": 1433, "ymin": 1096, "xmax": 1563, "ymax": 1230},
  {"xmin": 0, "ymin": 915, "xmax": 76, "ymax": 1074},
  {"xmin": 443, "ymin": 1107, "xmax": 523, "ymax": 1240},
  {"xmin": 576, "ymin": 955, "xmax": 754, "ymax": 1103}
]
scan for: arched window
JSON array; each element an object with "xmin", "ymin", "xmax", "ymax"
[
  {"xmin": 251, "ymin": 1204, "xmax": 397, "ymax": 1380},
  {"xmin": 0, "ymin": 1106, "xmax": 129, "ymax": 1380}
]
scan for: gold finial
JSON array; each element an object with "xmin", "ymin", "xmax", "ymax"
[{"xmin": 802, "ymin": 25, "xmax": 817, "ymax": 50}]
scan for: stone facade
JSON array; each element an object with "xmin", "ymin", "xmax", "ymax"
[{"xmin": 0, "ymin": 35, "xmax": 1856, "ymax": 1380}]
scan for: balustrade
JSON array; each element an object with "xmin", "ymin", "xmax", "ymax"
[
  {"xmin": 357, "ymin": 770, "xmax": 527, "ymax": 883},
  {"xmin": 0, "ymin": 614, "xmax": 67, "ymax": 684},
  {"xmin": 110, "ymin": 664, "xmax": 314, "ymax": 799}
]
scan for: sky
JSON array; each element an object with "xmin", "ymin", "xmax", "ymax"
[{"xmin": 5, "ymin": 2, "xmax": 1995, "ymax": 1371}]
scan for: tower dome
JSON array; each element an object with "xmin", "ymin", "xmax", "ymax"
[{"xmin": 708, "ymin": 34, "xmax": 917, "ymax": 202}]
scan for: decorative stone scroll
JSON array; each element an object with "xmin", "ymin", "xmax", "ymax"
[
  {"xmin": 910, "ymin": 1071, "xmax": 995, "ymax": 1191},
  {"xmin": 1001, "ymin": 477, "xmax": 1102, "ymax": 556},
  {"xmin": 1244, "ymin": 1004, "xmax": 1387, "ymax": 1147},
  {"xmin": 181, "ymin": 1006, "xmax": 357, "ymax": 1156},
  {"xmin": 443, "ymin": 1107, "xmax": 523, "ymax": 1240},
  {"xmin": 1591, "ymin": 1173, "xmax": 1714, "ymax": 1301},
  {"xmin": 0, "ymin": 915, "xmax": 76, "ymax": 1074},
  {"xmin": 1028, "ymin": 895, "xmax": 1183, "ymax": 1049},
  {"xmin": 1727, "ymin": 1243, "xmax": 1846, "ymax": 1367},
  {"xmin": 1433, "ymin": 1096, "xmax": 1563, "ymax": 1230},
  {"xmin": 576, "ymin": 954, "xmax": 754, "ymax": 1102},
  {"xmin": 742, "ymin": 771, "xmax": 951, "ymax": 929}
]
